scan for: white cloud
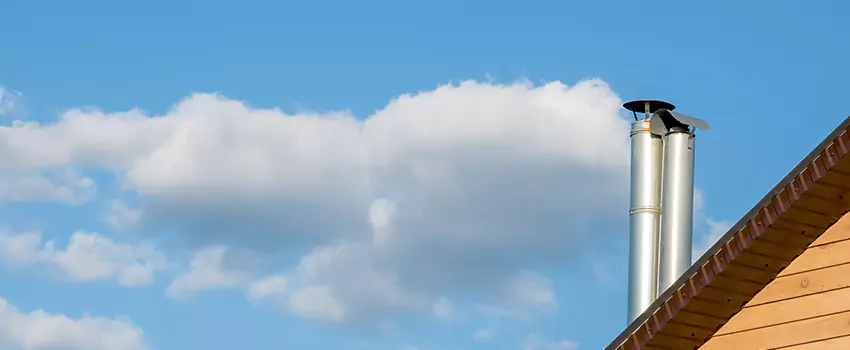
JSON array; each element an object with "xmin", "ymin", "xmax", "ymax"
[
  {"xmin": 166, "ymin": 245, "xmax": 253, "ymax": 300},
  {"xmin": 692, "ymin": 189, "xmax": 734, "ymax": 260},
  {"xmin": 473, "ymin": 329, "xmax": 494, "ymax": 341},
  {"xmin": 0, "ymin": 86, "xmax": 93, "ymax": 204},
  {"xmin": 6, "ymin": 79, "xmax": 630, "ymax": 323},
  {"xmin": 369, "ymin": 198, "xmax": 398, "ymax": 245},
  {"xmin": 280, "ymin": 243, "xmax": 423, "ymax": 323},
  {"xmin": 246, "ymin": 275, "xmax": 288, "ymax": 302},
  {"xmin": 103, "ymin": 201, "xmax": 143, "ymax": 230},
  {"xmin": 471, "ymin": 271, "xmax": 559, "ymax": 321},
  {"xmin": 0, "ymin": 296, "xmax": 148, "ymax": 350},
  {"xmin": 238, "ymin": 244, "xmax": 559, "ymax": 324},
  {"xmin": 0, "ymin": 231, "xmax": 166, "ymax": 287},
  {"xmin": 509, "ymin": 271, "xmax": 556, "ymax": 308},
  {"xmin": 432, "ymin": 297, "xmax": 455, "ymax": 320},
  {"xmin": 0, "ymin": 232, "xmax": 47, "ymax": 267},
  {"xmin": 287, "ymin": 285, "xmax": 347, "ymax": 323},
  {"xmin": 0, "ymin": 87, "xmax": 22, "ymax": 116},
  {"xmin": 693, "ymin": 218, "xmax": 734, "ymax": 260},
  {"xmin": 167, "ymin": 244, "xmax": 379, "ymax": 325},
  {"xmin": 0, "ymin": 167, "xmax": 96, "ymax": 205},
  {"xmin": 547, "ymin": 340, "xmax": 580, "ymax": 350}
]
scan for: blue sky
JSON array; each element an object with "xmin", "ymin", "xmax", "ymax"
[{"xmin": 0, "ymin": 1, "xmax": 848, "ymax": 349}]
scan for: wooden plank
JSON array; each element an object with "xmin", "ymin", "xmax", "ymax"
[
  {"xmin": 698, "ymin": 285, "xmax": 752, "ymax": 309},
  {"xmin": 748, "ymin": 263, "xmax": 850, "ymax": 307},
  {"xmin": 807, "ymin": 182, "xmax": 850, "ymax": 202},
  {"xmin": 711, "ymin": 273, "xmax": 763, "ymax": 296},
  {"xmin": 747, "ymin": 239, "xmax": 805, "ymax": 260},
  {"xmin": 811, "ymin": 212, "xmax": 850, "ymax": 247},
  {"xmin": 701, "ymin": 311, "xmax": 850, "ymax": 350},
  {"xmin": 832, "ymin": 153, "xmax": 850, "ymax": 173},
  {"xmin": 772, "ymin": 217, "xmax": 827, "ymax": 238},
  {"xmin": 736, "ymin": 250, "xmax": 789, "ymax": 273},
  {"xmin": 685, "ymin": 298, "xmax": 740, "ymax": 320},
  {"xmin": 758, "ymin": 227, "xmax": 819, "ymax": 250},
  {"xmin": 780, "ymin": 239, "xmax": 850, "ymax": 277},
  {"xmin": 779, "ymin": 335, "xmax": 850, "ymax": 349},
  {"xmin": 715, "ymin": 288, "xmax": 850, "ymax": 336},
  {"xmin": 832, "ymin": 149, "xmax": 850, "ymax": 173},
  {"xmin": 675, "ymin": 309, "xmax": 728, "ymax": 331},
  {"xmin": 796, "ymin": 193, "xmax": 850, "ymax": 216},
  {"xmin": 722, "ymin": 263, "xmax": 777, "ymax": 285},
  {"xmin": 647, "ymin": 332, "xmax": 701, "ymax": 350},
  {"xmin": 784, "ymin": 206, "xmax": 837, "ymax": 230},
  {"xmin": 659, "ymin": 321, "xmax": 714, "ymax": 344},
  {"xmin": 819, "ymin": 171, "xmax": 850, "ymax": 190}
]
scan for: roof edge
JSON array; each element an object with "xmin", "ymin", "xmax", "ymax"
[{"xmin": 605, "ymin": 115, "xmax": 850, "ymax": 350}]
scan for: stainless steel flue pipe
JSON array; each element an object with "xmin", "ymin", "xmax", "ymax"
[
  {"xmin": 624, "ymin": 101, "xmax": 665, "ymax": 323},
  {"xmin": 650, "ymin": 110, "xmax": 707, "ymax": 293},
  {"xmin": 623, "ymin": 101, "xmax": 708, "ymax": 324},
  {"xmin": 658, "ymin": 126, "xmax": 695, "ymax": 292}
]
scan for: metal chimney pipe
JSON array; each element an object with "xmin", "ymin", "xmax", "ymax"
[
  {"xmin": 649, "ymin": 109, "xmax": 709, "ymax": 293},
  {"xmin": 622, "ymin": 100, "xmax": 669, "ymax": 323},
  {"xmin": 658, "ymin": 127, "xmax": 695, "ymax": 291}
]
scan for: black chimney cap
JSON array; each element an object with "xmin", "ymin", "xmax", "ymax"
[{"xmin": 622, "ymin": 100, "xmax": 676, "ymax": 114}]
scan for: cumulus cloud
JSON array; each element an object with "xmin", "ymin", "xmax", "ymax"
[
  {"xmin": 0, "ymin": 296, "xmax": 148, "ymax": 350},
  {"xmin": 103, "ymin": 201, "xmax": 143, "ymax": 230},
  {"xmin": 692, "ymin": 189, "xmax": 734, "ymax": 260},
  {"xmin": 0, "ymin": 231, "xmax": 166, "ymax": 286},
  {"xmin": 246, "ymin": 275, "xmax": 288, "ymax": 302},
  {"xmin": 7, "ymin": 79, "xmax": 631, "ymax": 323},
  {"xmin": 165, "ymin": 245, "xmax": 255, "ymax": 300},
  {"xmin": 693, "ymin": 218, "xmax": 734, "ymax": 259},
  {"xmin": 473, "ymin": 329, "xmax": 494, "ymax": 341},
  {"xmin": 175, "ymin": 239, "xmax": 560, "ymax": 324},
  {"xmin": 287, "ymin": 285, "xmax": 348, "ymax": 323},
  {"xmin": 0, "ymin": 87, "xmax": 23, "ymax": 116},
  {"xmin": 0, "ymin": 167, "xmax": 96, "ymax": 205},
  {"xmin": 432, "ymin": 297, "xmax": 456, "ymax": 320},
  {"xmin": 178, "ymin": 243, "xmax": 422, "ymax": 323}
]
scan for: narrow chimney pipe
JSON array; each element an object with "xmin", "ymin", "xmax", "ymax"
[
  {"xmin": 658, "ymin": 127, "xmax": 696, "ymax": 292},
  {"xmin": 623, "ymin": 100, "xmax": 668, "ymax": 323}
]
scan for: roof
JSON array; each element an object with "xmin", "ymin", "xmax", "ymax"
[{"xmin": 605, "ymin": 115, "xmax": 850, "ymax": 350}]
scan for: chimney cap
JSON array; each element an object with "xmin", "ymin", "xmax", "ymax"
[
  {"xmin": 650, "ymin": 109, "xmax": 710, "ymax": 135},
  {"xmin": 623, "ymin": 100, "xmax": 676, "ymax": 114}
]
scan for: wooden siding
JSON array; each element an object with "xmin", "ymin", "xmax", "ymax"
[{"xmin": 698, "ymin": 213, "xmax": 850, "ymax": 350}]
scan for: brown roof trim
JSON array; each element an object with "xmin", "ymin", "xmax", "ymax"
[{"xmin": 606, "ymin": 115, "xmax": 850, "ymax": 350}]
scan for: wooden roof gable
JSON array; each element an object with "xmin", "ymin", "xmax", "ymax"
[{"xmin": 606, "ymin": 115, "xmax": 850, "ymax": 350}]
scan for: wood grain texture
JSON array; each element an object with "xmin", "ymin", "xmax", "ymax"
[
  {"xmin": 748, "ymin": 263, "xmax": 850, "ymax": 307},
  {"xmin": 778, "ymin": 335, "xmax": 850, "ymax": 350},
  {"xmin": 779, "ymin": 239, "xmax": 850, "ymax": 277},
  {"xmin": 715, "ymin": 287, "xmax": 850, "ymax": 336},
  {"xmin": 700, "ymin": 311, "xmax": 850, "ymax": 350},
  {"xmin": 697, "ymin": 223, "xmax": 850, "ymax": 349},
  {"xmin": 810, "ymin": 212, "xmax": 850, "ymax": 247}
]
